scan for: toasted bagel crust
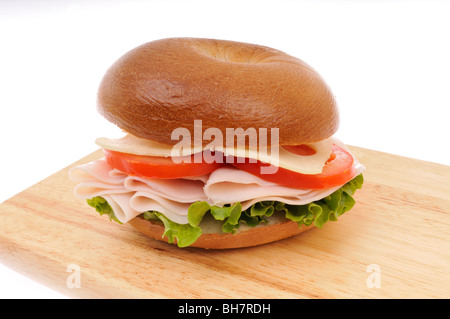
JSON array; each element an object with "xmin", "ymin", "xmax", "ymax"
[
  {"xmin": 128, "ymin": 217, "xmax": 315, "ymax": 249},
  {"xmin": 97, "ymin": 37, "xmax": 339, "ymax": 146}
]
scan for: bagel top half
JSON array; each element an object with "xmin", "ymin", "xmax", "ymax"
[{"xmin": 97, "ymin": 37, "xmax": 339, "ymax": 146}]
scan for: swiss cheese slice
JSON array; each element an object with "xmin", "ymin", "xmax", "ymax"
[{"xmin": 95, "ymin": 134, "xmax": 333, "ymax": 175}]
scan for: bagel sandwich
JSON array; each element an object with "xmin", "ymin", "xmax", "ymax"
[{"xmin": 69, "ymin": 37, "xmax": 365, "ymax": 249}]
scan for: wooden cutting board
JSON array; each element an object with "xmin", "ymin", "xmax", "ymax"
[{"xmin": 0, "ymin": 146, "xmax": 449, "ymax": 299}]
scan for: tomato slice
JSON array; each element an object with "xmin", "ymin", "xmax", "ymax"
[
  {"xmin": 103, "ymin": 149, "xmax": 223, "ymax": 179},
  {"xmin": 103, "ymin": 144, "xmax": 354, "ymax": 189},
  {"xmin": 231, "ymin": 144, "xmax": 355, "ymax": 189},
  {"xmin": 282, "ymin": 144, "xmax": 317, "ymax": 156}
]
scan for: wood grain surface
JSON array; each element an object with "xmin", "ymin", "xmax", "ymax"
[{"xmin": 0, "ymin": 146, "xmax": 449, "ymax": 298}]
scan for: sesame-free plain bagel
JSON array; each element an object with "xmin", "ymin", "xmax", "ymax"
[
  {"xmin": 97, "ymin": 37, "xmax": 339, "ymax": 146},
  {"xmin": 128, "ymin": 215, "xmax": 315, "ymax": 249}
]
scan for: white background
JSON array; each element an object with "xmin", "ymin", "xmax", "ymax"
[{"xmin": 0, "ymin": 0, "xmax": 449, "ymax": 298}]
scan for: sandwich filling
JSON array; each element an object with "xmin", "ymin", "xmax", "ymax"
[{"xmin": 69, "ymin": 135, "xmax": 364, "ymax": 247}]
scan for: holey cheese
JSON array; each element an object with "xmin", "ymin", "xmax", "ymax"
[{"xmin": 95, "ymin": 133, "xmax": 335, "ymax": 175}]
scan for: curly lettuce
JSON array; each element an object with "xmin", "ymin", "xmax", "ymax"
[
  {"xmin": 87, "ymin": 174, "xmax": 364, "ymax": 247},
  {"xmin": 87, "ymin": 196, "xmax": 122, "ymax": 224}
]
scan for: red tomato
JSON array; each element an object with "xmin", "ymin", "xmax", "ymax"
[
  {"xmin": 282, "ymin": 144, "xmax": 317, "ymax": 156},
  {"xmin": 103, "ymin": 149, "xmax": 223, "ymax": 179},
  {"xmin": 103, "ymin": 144, "xmax": 354, "ymax": 189},
  {"xmin": 231, "ymin": 144, "xmax": 355, "ymax": 189}
]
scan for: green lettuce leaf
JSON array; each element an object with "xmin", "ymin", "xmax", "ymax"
[
  {"xmin": 154, "ymin": 212, "xmax": 202, "ymax": 248},
  {"xmin": 86, "ymin": 174, "xmax": 364, "ymax": 247},
  {"xmin": 86, "ymin": 196, "xmax": 122, "ymax": 224}
]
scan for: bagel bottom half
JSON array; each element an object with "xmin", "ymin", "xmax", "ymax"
[{"xmin": 128, "ymin": 216, "xmax": 315, "ymax": 249}]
